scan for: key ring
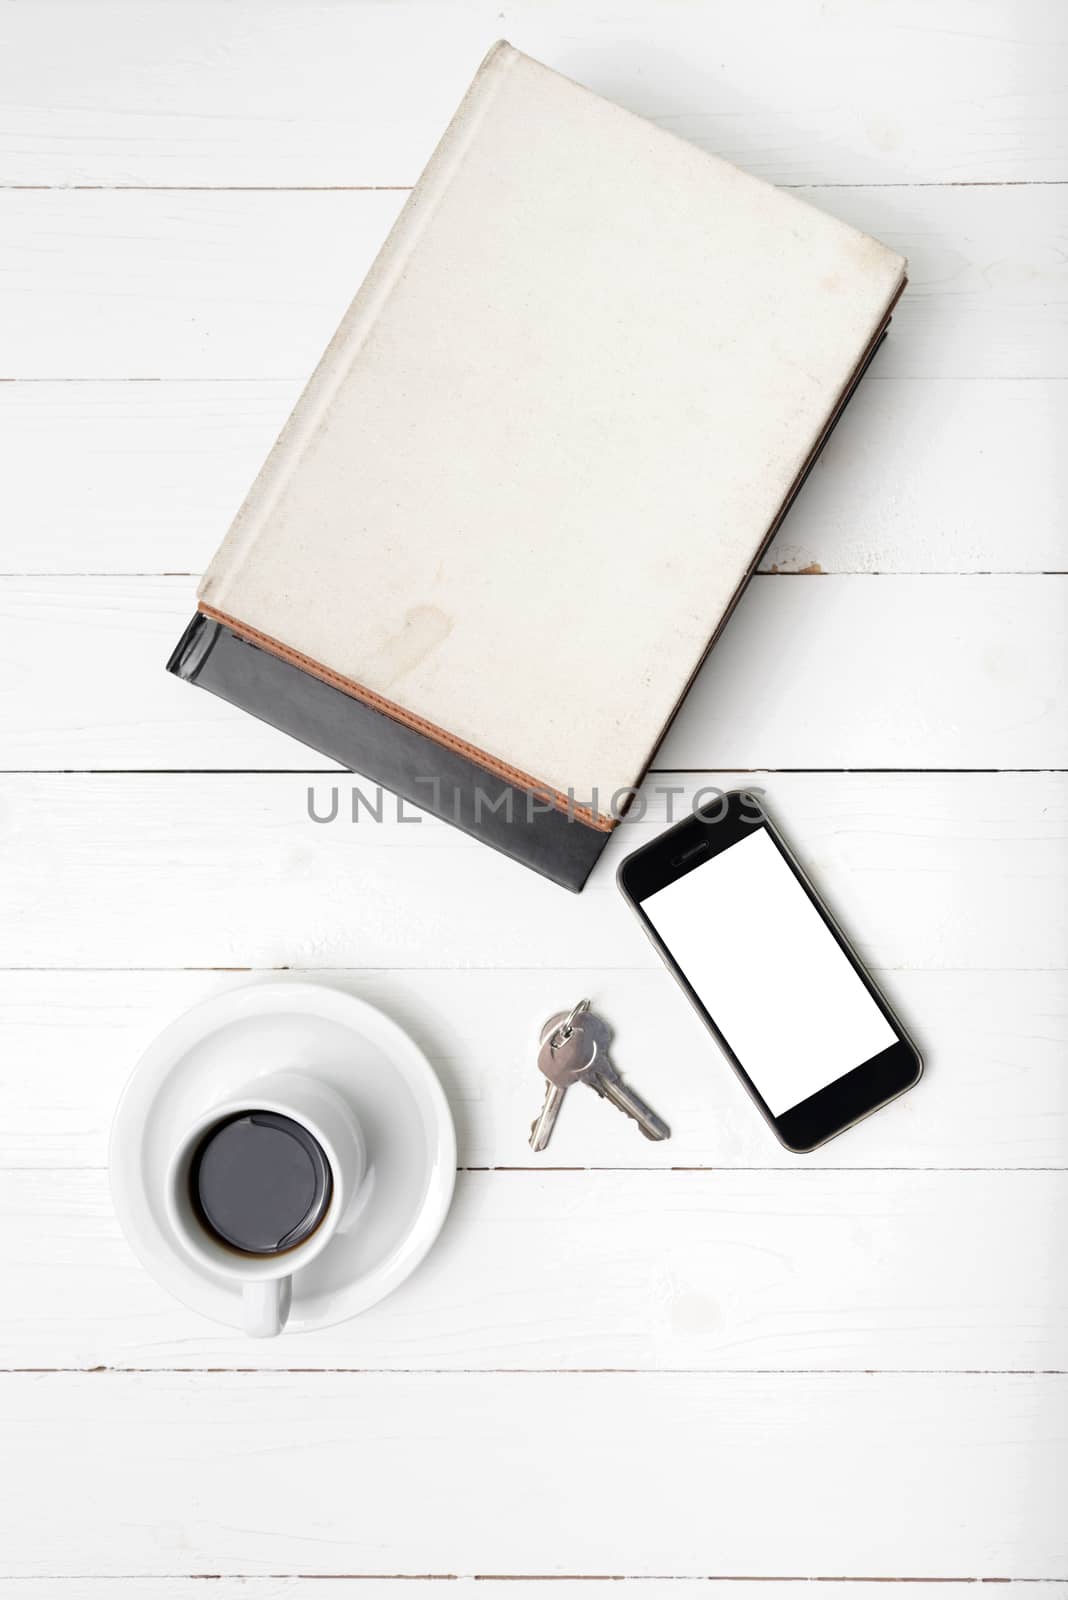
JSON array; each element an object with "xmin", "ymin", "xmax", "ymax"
[{"xmin": 550, "ymin": 997, "xmax": 590, "ymax": 1052}]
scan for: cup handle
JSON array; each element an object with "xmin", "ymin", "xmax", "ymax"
[{"xmin": 243, "ymin": 1276, "xmax": 292, "ymax": 1339}]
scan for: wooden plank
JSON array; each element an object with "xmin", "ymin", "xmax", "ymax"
[
  {"xmin": 4, "ymin": 575, "xmax": 1065, "ymax": 771},
  {"xmin": 1, "ymin": 773, "xmax": 1062, "ymax": 973},
  {"xmin": 0, "ymin": 1372, "xmax": 1061, "ymax": 1576},
  {"xmin": 0, "ymin": 967, "xmax": 1063, "ymax": 1171},
  {"xmin": 0, "ymin": 380, "xmax": 296, "ymax": 577},
  {"xmin": 663, "ymin": 573, "xmax": 1068, "ymax": 771},
  {"xmin": 0, "ymin": 187, "xmax": 1062, "ymax": 380},
  {"xmin": 2, "ymin": 379, "xmax": 1065, "ymax": 578},
  {"xmin": 2, "ymin": 1168, "xmax": 1064, "ymax": 1371},
  {"xmin": 1, "ymin": 0, "xmax": 1064, "ymax": 187}
]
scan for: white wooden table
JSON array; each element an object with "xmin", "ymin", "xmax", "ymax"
[{"xmin": 1, "ymin": 1, "xmax": 1065, "ymax": 1592}]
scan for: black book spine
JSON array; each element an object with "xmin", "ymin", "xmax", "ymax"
[{"xmin": 168, "ymin": 615, "xmax": 610, "ymax": 892}]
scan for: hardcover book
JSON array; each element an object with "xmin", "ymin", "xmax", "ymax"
[{"xmin": 169, "ymin": 41, "xmax": 906, "ymax": 891}]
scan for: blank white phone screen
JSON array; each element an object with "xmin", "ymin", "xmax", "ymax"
[{"xmin": 641, "ymin": 826, "xmax": 896, "ymax": 1116}]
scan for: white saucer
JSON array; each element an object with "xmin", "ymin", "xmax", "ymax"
[{"xmin": 109, "ymin": 981, "xmax": 456, "ymax": 1334}]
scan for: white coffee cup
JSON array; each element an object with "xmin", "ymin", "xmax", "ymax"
[{"xmin": 164, "ymin": 1070, "xmax": 366, "ymax": 1337}]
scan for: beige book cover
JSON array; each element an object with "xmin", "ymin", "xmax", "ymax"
[{"xmin": 170, "ymin": 41, "xmax": 906, "ymax": 890}]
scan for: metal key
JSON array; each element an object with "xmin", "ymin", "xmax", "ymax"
[
  {"xmin": 537, "ymin": 1006, "xmax": 671, "ymax": 1143},
  {"xmin": 581, "ymin": 1009, "xmax": 670, "ymax": 1142},
  {"xmin": 529, "ymin": 1000, "xmax": 597, "ymax": 1151}
]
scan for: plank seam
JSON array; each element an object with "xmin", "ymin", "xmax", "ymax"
[
  {"xmin": 2, "ymin": 1367, "xmax": 1064, "ymax": 1376},
  {"xmin": 3, "ymin": 1574, "xmax": 1067, "ymax": 1583}
]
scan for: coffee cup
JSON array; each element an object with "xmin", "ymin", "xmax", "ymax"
[{"xmin": 164, "ymin": 1070, "xmax": 366, "ymax": 1337}]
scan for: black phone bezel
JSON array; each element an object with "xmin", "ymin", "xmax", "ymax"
[{"xmin": 616, "ymin": 789, "xmax": 922, "ymax": 1152}]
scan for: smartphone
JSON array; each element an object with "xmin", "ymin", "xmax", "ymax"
[{"xmin": 617, "ymin": 790, "xmax": 922, "ymax": 1152}]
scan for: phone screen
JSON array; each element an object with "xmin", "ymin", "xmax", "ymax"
[{"xmin": 640, "ymin": 824, "xmax": 897, "ymax": 1116}]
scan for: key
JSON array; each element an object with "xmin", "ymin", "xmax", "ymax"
[
  {"xmin": 580, "ymin": 1009, "xmax": 670, "ymax": 1142},
  {"xmin": 529, "ymin": 1004, "xmax": 596, "ymax": 1150},
  {"xmin": 537, "ymin": 1006, "xmax": 671, "ymax": 1143},
  {"xmin": 529, "ymin": 1001, "xmax": 597, "ymax": 1151}
]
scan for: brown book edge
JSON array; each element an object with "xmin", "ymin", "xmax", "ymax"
[{"xmin": 196, "ymin": 601, "xmax": 615, "ymax": 832}]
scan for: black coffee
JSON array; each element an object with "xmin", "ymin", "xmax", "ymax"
[{"xmin": 191, "ymin": 1110, "xmax": 332, "ymax": 1255}]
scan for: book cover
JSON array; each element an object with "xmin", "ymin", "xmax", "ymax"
[{"xmin": 169, "ymin": 41, "xmax": 906, "ymax": 890}]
